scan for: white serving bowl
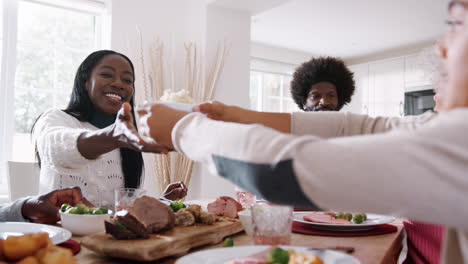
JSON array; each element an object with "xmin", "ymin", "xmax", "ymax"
[
  {"xmin": 238, "ymin": 209, "xmax": 253, "ymax": 236},
  {"xmin": 59, "ymin": 210, "xmax": 112, "ymax": 236}
]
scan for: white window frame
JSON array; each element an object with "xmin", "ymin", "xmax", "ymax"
[
  {"xmin": 0, "ymin": 0, "xmax": 109, "ymax": 197},
  {"xmin": 251, "ymin": 70, "xmax": 295, "ymax": 112},
  {"xmin": 250, "ymin": 57, "xmax": 298, "ymax": 112}
]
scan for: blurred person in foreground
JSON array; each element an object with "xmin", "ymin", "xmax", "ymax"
[{"xmin": 136, "ymin": 2, "xmax": 468, "ymax": 263}]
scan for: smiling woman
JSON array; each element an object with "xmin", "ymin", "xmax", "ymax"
[
  {"xmin": 85, "ymin": 55, "xmax": 135, "ymax": 116},
  {"xmin": 31, "ymin": 50, "xmax": 172, "ymax": 208}
]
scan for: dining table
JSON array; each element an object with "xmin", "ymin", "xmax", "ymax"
[{"xmin": 73, "ymin": 216, "xmax": 404, "ymax": 264}]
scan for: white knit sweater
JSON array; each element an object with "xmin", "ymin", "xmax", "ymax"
[{"xmin": 33, "ymin": 109, "xmax": 124, "ymax": 207}]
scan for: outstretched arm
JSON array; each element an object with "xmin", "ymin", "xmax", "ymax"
[
  {"xmin": 194, "ymin": 101, "xmax": 436, "ymax": 138},
  {"xmin": 137, "ymin": 102, "xmax": 468, "ymax": 229},
  {"xmin": 194, "ymin": 101, "xmax": 291, "ymax": 133},
  {"xmin": 77, "ymin": 102, "xmax": 169, "ymax": 159}
]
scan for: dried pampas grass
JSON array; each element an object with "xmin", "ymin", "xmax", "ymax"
[{"xmin": 136, "ymin": 28, "xmax": 230, "ymax": 194}]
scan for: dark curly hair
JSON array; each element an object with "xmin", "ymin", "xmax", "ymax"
[{"xmin": 290, "ymin": 57, "xmax": 355, "ymax": 111}]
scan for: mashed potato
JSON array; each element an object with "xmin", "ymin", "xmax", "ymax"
[{"xmin": 160, "ymin": 89, "xmax": 194, "ymax": 104}]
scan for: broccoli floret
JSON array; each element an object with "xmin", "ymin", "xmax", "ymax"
[
  {"xmin": 223, "ymin": 237, "xmax": 234, "ymax": 247},
  {"xmin": 75, "ymin": 203, "xmax": 91, "ymax": 214},
  {"xmin": 335, "ymin": 212, "xmax": 353, "ymax": 221},
  {"xmin": 267, "ymin": 247, "xmax": 289, "ymax": 264},
  {"xmin": 170, "ymin": 200, "xmax": 186, "ymax": 212},
  {"xmin": 353, "ymin": 213, "xmax": 367, "ymax": 224},
  {"xmin": 343, "ymin": 213, "xmax": 353, "ymax": 221},
  {"xmin": 60, "ymin": 203, "xmax": 71, "ymax": 212},
  {"xmin": 335, "ymin": 212, "xmax": 345, "ymax": 219}
]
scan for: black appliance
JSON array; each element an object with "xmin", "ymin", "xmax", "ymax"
[{"xmin": 404, "ymin": 89, "xmax": 435, "ymax": 116}]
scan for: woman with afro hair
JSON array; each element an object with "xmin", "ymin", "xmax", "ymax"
[{"xmin": 290, "ymin": 57, "xmax": 355, "ymax": 111}]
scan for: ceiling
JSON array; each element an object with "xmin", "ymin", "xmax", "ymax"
[
  {"xmin": 206, "ymin": 0, "xmax": 289, "ymax": 15},
  {"xmin": 251, "ymin": 0, "xmax": 448, "ymax": 62}
]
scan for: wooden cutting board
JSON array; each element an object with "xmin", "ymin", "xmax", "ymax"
[{"xmin": 81, "ymin": 219, "xmax": 243, "ymax": 262}]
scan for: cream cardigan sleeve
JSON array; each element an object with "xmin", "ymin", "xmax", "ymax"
[
  {"xmin": 172, "ymin": 108, "xmax": 468, "ymax": 231},
  {"xmin": 33, "ymin": 109, "xmax": 92, "ymax": 170},
  {"xmin": 291, "ymin": 111, "xmax": 437, "ymax": 138}
]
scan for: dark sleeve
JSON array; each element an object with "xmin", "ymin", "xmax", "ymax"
[{"xmin": 212, "ymin": 155, "xmax": 320, "ymax": 209}]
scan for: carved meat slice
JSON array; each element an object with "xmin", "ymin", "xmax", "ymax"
[
  {"xmin": 106, "ymin": 195, "xmax": 176, "ymax": 240},
  {"xmin": 303, "ymin": 212, "xmax": 351, "ymax": 224},
  {"xmin": 208, "ymin": 196, "xmax": 243, "ymax": 218},
  {"xmin": 224, "ymin": 247, "xmax": 272, "ymax": 264},
  {"xmin": 128, "ymin": 196, "xmax": 176, "ymax": 233}
]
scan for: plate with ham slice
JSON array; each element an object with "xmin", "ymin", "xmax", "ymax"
[
  {"xmin": 294, "ymin": 212, "xmax": 395, "ymax": 232},
  {"xmin": 175, "ymin": 245, "xmax": 360, "ymax": 264}
]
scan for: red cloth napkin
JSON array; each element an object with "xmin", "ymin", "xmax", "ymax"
[
  {"xmin": 292, "ymin": 221, "xmax": 397, "ymax": 237},
  {"xmin": 293, "ymin": 208, "xmax": 313, "ymax": 211},
  {"xmin": 403, "ymin": 220, "xmax": 444, "ymax": 264},
  {"xmin": 58, "ymin": 239, "xmax": 81, "ymax": 255}
]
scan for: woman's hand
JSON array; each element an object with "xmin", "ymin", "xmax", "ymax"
[
  {"xmin": 161, "ymin": 181, "xmax": 188, "ymax": 201},
  {"xmin": 194, "ymin": 101, "xmax": 292, "ymax": 133},
  {"xmin": 112, "ymin": 103, "xmax": 170, "ymax": 153},
  {"xmin": 193, "ymin": 101, "xmax": 242, "ymax": 122},
  {"xmin": 21, "ymin": 187, "xmax": 92, "ymax": 224},
  {"xmin": 77, "ymin": 103, "xmax": 170, "ymax": 159},
  {"xmin": 137, "ymin": 103, "xmax": 189, "ymax": 150}
]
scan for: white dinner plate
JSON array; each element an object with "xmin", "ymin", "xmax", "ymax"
[
  {"xmin": 294, "ymin": 212, "xmax": 396, "ymax": 232},
  {"xmin": 0, "ymin": 222, "xmax": 71, "ymax": 244},
  {"xmin": 176, "ymin": 245, "xmax": 360, "ymax": 264}
]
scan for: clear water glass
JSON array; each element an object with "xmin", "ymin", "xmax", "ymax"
[
  {"xmin": 235, "ymin": 186, "xmax": 257, "ymax": 209},
  {"xmin": 252, "ymin": 201, "xmax": 293, "ymax": 245},
  {"xmin": 114, "ymin": 188, "xmax": 146, "ymax": 212}
]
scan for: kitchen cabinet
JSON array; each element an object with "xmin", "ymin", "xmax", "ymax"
[
  {"xmin": 404, "ymin": 54, "xmax": 432, "ymax": 88},
  {"xmin": 368, "ymin": 58, "xmax": 405, "ymax": 117},
  {"xmin": 349, "ymin": 57, "xmax": 410, "ymax": 117}
]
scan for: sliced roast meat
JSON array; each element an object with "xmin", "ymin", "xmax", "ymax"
[
  {"xmin": 115, "ymin": 210, "xmax": 150, "ymax": 238},
  {"xmin": 303, "ymin": 212, "xmax": 351, "ymax": 224},
  {"xmin": 128, "ymin": 195, "xmax": 176, "ymax": 233},
  {"xmin": 208, "ymin": 196, "xmax": 242, "ymax": 218},
  {"xmin": 225, "ymin": 247, "xmax": 272, "ymax": 264},
  {"xmin": 220, "ymin": 196, "xmax": 243, "ymax": 211},
  {"xmin": 104, "ymin": 220, "xmax": 139, "ymax": 240}
]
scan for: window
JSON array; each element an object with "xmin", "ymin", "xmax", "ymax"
[
  {"xmin": 0, "ymin": 0, "xmax": 3, "ymax": 76},
  {"xmin": 250, "ymin": 58, "xmax": 299, "ymax": 112},
  {"xmin": 0, "ymin": 0, "xmax": 108, "ymax": 194}
]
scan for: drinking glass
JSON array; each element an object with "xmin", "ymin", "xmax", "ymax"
[
  {"xmin": 252, "ymin": 201, "xmax": 293, "ymax": 245},
  {"xmin": 114, "ymin": 188, "xmax": 146, "ymax": 211},
  {"xmin": 234, "ymin": 186, "xmax": 256, "ymax": 209}
]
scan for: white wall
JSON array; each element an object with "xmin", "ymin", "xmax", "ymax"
[
  {"xmin": 110, "ymin": 1, "xmax": 251, "ymax": 199},
  {"xmin": 251, "ymin": 42, "xmax": 312, "ymax": 66},
  {"xmin": 110, "ymin": 0, "xmax": 206, "ymax": 198},
  {"xmin": 207, "ymin": 6, "xmax": 251, "ymax": 108},
  {"xmin": 189, "ymin": 6, "xmax": 251, "ymax": 200},
  {"xmin": 110, "ymin": 0, "xmax": 206, "ymax": 105}
]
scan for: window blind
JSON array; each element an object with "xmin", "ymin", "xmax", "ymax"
[{"xmin": 24, "ymin": 0, "xmax": 106, "ymax": 15}]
